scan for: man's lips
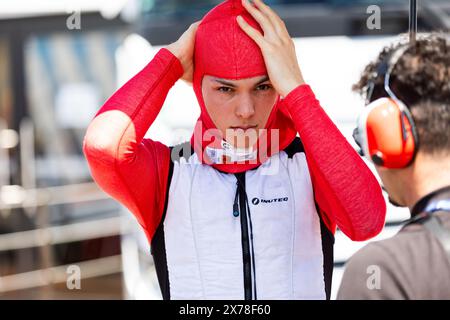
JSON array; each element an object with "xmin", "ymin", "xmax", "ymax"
[{"xmin": 229, "ymin": 125, "xmax": 257, "ymax": 131}]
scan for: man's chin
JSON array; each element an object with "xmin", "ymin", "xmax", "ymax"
[
  {"xmin": 382, "ymin": 185, "xmax": 406, "ymax": 207},
  {"xmin": 387, "ymin": 196, "xmax": 406, "ymax": 208}
]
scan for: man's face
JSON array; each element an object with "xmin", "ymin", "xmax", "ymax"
[{"xmin": 201, "ymin": 74, "xmax": 278, "ymax": 149}]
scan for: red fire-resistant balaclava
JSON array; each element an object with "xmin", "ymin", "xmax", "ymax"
[{"xmin": 190, "ymin": 0, "xmax": 297, "ymax": 173}]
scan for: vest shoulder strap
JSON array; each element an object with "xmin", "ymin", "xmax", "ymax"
[{"xmin": 283, "ymin": 136, "xmax": 305, "ymax": 159}]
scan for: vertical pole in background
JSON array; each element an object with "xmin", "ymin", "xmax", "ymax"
[
  {"xmin": 409, "ymin": 0, "xmax": 418, "ymax": 45},
  {"xmin": 9, "ymin": 32, "xmax": 28, "ymax": 187},
  {"xmin": 20, "ymin": 118, "xmax": 37, "ymax": 218},
  {"xmin": 0, "ymin": 119, "xmax": 11, "ymax": 189}
]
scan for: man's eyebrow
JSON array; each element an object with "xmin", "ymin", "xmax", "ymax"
[
  {"xmin": 212, "ymin": 76, "xmax": 270, "ymax": 87},
  {"xmin": 254, "ymin": 76, "xmax": 270, "ymax": 85},
  {"xmin": 213, "ymin": 78, "xmax": 237, "ymax": 87}
]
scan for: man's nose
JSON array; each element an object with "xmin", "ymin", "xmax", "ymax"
[{"xmin": 235, "ymin": 94, "xmax": 255, "ymax": 119}]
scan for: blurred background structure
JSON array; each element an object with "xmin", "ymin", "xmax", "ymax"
[{"xmin": 0, "ymin": 0, "xmax": 449, "ymax": 299}]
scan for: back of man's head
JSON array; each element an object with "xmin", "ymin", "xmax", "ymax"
[{"xmin": 354, "ymin": 33, "xmax": 450, "ymax": 157}]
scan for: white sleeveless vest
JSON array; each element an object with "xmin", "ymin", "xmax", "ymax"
[{"xmin": 156, "ymin": 142, "xmax": 328, "ymax": 300}]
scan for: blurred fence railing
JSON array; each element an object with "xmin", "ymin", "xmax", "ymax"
[
  {"xmin": 1, "ymin": 117, "xmax": 130, "ymax": 294},
  {"xmin": 0, "ymin": 184, "xmax": 130, "ymax": 293},
  {"xmin": 0, "ymin": 182, "xmax": 130, "ymax": 293}
]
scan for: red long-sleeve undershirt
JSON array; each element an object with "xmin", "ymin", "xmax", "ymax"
[{"xmin": 83, "ymin": 48, "xmax": 386, "ymax": 244}]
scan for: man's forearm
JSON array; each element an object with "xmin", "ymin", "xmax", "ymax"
[{"xmin": 282, "ymin": 84, "xmax": 386, "ymax": 240}]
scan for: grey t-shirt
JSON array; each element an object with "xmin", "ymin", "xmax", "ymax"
[{"xmin": 337, "ymin": 211, "xmax": 450, "ymax": 299}]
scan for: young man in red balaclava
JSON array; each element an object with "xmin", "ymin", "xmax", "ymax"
[{"xmin": 83, "ymin": 0, "xmax": 386, "ymax": 300}]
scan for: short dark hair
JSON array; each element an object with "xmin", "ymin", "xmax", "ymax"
[{"xmin": 353, "ymin": 32, "xmax": 450, "ymax": 155}]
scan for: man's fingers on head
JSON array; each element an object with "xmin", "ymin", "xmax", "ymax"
[
  {"xmin": 191, "ymin": 21, "xmax": 201, "ymax": 29},
  {"xmin": 253, "ymin": 0, "xmax": 290, "ymax": 40},
  {"xmin": 186, "ymin": 21, "xmax": 200, "ymax": 36},
  {"xmin": 241, "ymin": 0, "xmax": 275, "ymax": 34},
  {"xmin": 243, "ymin": 0, "xmax": 290, "ymax": 42},
  {"xmin": 236, "ymin": 15, "xmax": 265, "ymax": 47},
  {"xmin": 252, "ymin": 0, "xmax": 280, "ymax": 25}
]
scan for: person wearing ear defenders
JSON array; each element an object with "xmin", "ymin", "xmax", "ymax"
[
  {"xmin": 338, "ymin": 33, "xmax": 450, "ymax": 300},
  {"xmin": 83, "ymin": 0, "xmax": 386, "ymax": 300}
]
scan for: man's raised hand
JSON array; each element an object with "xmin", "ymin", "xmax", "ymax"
[
  {"xmin": 166, "ymin": 21, "xmax": 200, "ymax": 85},
  {"xmin": 237, "ymin": 0, "xmax": 305, "ymax": 97}
]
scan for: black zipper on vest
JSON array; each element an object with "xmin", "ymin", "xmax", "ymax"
[{"xmin": 234, "ymin": 172, "xmax": 257, "ymax": 300}]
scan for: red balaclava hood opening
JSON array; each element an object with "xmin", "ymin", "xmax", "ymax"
[{"xmin": 190, "ymin": 0, "xmax": 297, "ymax": 173}]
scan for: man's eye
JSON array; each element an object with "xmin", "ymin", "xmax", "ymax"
[
  {"xmin": 256, "ymin": 84, "xmax": 272, "ymax": 91},
  {"xmin": 217, "ymin": 87, "xmax": 233, "ymax": 93}
]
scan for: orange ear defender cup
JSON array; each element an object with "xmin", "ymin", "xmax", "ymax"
[
  {"xmin": 353, "ymin": 44, "xmax": 419, "ymax": 169},
  {"xmin": 355, "ymin": 97, "xmax": 418, "ymax": 168}
]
